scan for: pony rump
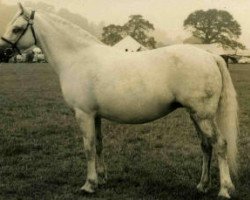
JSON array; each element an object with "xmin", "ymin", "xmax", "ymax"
[{"xmin": 215, "ymin": 56, "xmax": 239, "ymax": 176}]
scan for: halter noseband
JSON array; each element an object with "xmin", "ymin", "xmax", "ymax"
[{"xmin": 1, "ymin": 11, "xmax": 37, "ymax": 55}]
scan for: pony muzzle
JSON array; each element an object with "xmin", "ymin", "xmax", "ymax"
[{"xmin": 1, "ymin": 37, "xmax": 22, "ymax": 55}]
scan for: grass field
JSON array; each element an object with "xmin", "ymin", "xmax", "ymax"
[{"xmin": 0, "ymin": 63, "xmax": 249, "ymax": 200}]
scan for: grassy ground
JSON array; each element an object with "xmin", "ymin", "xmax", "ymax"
[{"xmin": 0, "ymin": 63, "xmax": 249, "ymax": 200}]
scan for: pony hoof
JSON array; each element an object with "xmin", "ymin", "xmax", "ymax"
[
  {"xmin": 228, "ymin": 184, "xmax": 235, "ymax": 194},
  {"xmin": 218, "ymin": 183, "xmax": 235, "ymax": 199},
  {"xmin": 217, "ymin": 196, "xmax": 230, "ymax": 200},
  {"xmin": 80, "ymin": 186, "xmax": 95, "ymax": 194},
  {"xmin": 218, "ymin": 189, "xmax": 231, "ymax": 199},
  {"xmin": 197, "ymin": 183, "xmax": 210, "ymax": 193},
  {"xmin": 80, "ymin": 180, "xmax": 98, "ymax": 194}
]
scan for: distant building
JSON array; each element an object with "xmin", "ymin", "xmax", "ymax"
[
  {"xmin": 183, "ymin": 36, "xmax": 243, "ymax": 56},
  {"xmin": 190, "ymin": 43, "xmax": 235, "ymax": 55},
  {"xmin": 114, "ymin": 36, "xmax": 148, "ymax": 52},
  {"xmin": 236, "ymin": 49, "xmax": 250, "ymax": 57},
  {"xmin": 183, "ymin": 35, "xmax": 235, "ymax": 55}
]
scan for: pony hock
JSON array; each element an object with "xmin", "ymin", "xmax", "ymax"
[{"xmin": 0, "ymin": 3, "xmax": 239, "ymax": 199}]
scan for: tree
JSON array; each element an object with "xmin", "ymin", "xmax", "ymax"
[
  {"xmin": 124, "ymin": 15, "xmax": 156, "ymax": 49},
  {"xmin": 102, "ymin": 15, "xmax": 157, "ymax": 49},
  {"xmin": 184, "ymin": 9, "xmax": 245, "ymax": 49},
  {"xmin": 101, "ymin": 25, "xmax": 124, "ymax": 46}
]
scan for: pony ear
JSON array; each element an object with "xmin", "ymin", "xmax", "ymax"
[
  {"xmin": 18, "ymin": 2, "xmax": 29, "ymax": 17},
  {"xmin": 18, "ymin": 2, "xmax": 24, "ymax": 13}
]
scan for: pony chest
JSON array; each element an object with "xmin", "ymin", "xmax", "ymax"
[{"xmin": 60, "ymin": 78, "xmax": 96, "ymax": 111}]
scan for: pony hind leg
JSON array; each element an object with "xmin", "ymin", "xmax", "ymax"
[
  {"xmin": 209, "ymin": 119, "xmax": 235, "ymax": 198},
  {"xmin": 215, "ymin": 127, "xmax": 235, "ymax": 198},
  {"xmin": 95, "ymin": 117, "xmax": 107, "ymax": 185},
  {"xmin": 191, "ymin": 115, "xmax": 213, "ymax": 193},
  {"xmin": 191, "ymin": 114, "xmax": 235, "ymax": 198}
]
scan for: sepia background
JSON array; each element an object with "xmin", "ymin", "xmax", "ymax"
[{"xmin": 0, "ymin": 0, "xmax": 249, "ymax": 199}]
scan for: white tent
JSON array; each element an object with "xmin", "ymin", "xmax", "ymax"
[
  {"xmin": 190, "ymin": 44, "xmax": 236, "ymax": 55},
  {"xmin": 114, "ymin": 36, "xmax": 148, "ymax": 52}
]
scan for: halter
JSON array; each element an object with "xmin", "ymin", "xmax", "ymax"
[{"xmin": 1, "ymin": 11, "xmax": 37, "ymax": 55}]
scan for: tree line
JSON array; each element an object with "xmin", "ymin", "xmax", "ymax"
[{"xmin": 102, "ymin": 9, "xmax": 245, "ymax": 50}]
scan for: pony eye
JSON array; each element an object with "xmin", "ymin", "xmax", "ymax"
[{"xmin": 12, "ymin": 27, "xmax": 23, "ymax": 34}]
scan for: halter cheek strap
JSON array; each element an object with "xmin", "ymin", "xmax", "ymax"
[{"xmin": 1, "ymin": 11, "xmax": 37, "ymax": 55}]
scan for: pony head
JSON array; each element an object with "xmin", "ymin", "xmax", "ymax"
[{"xmin": 0, "ymin": 3, "xmax": 37, "ymax": 54}]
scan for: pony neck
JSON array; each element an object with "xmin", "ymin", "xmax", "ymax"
[{"xmin": 34, "ymin": 12, "xmax": 102, "ymax": 74}]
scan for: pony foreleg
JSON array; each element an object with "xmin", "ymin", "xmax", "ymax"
[
  {"xmin": 75, "ymin": 109, "xmax": 98, "ymax": 193},
  {"xmin": 95, "ymin": 117, "xmax": 107, "ymax": 185}
]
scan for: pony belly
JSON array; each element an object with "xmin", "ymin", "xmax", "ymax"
[{"xmin": 98, "ymin": 102, "xmax": 181, "ymax": 124}]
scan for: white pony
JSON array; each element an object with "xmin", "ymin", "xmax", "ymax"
[{"xmin": 0, "ymin": 4, "xmax": 239, "ymax": 199}]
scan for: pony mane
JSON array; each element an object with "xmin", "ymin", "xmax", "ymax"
[{"xmin": 39, "ymin": 10, "xmax": 103, "ymax": 45}]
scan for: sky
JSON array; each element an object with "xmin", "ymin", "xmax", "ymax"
[{"xmin": 3, "ymin": 0, "xmax": 250, "ymax": 48}]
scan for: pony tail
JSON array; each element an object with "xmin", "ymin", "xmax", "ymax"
[{"xmin": 215, "ymin": 56, "xmax": 239, "ymax": 176}]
